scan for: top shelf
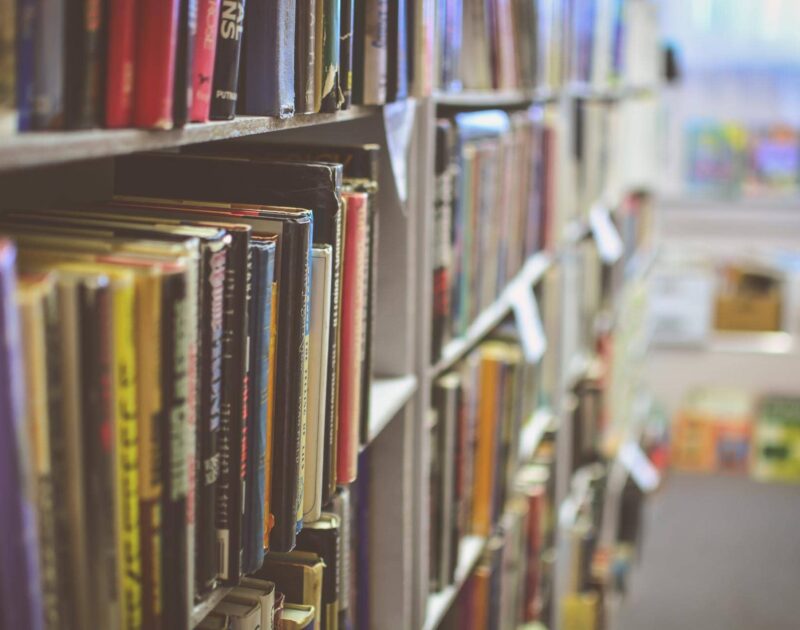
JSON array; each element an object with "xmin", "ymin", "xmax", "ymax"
[{"xmin": 0, "ymin": 107, "xmax": 377, "ymax": 172}]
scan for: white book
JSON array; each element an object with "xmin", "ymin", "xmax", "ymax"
[
  {"xmin": 215, "ymin": 599, "xmax": 262, "ymax": 630},
  {"xmin": 304, "ymin": 245, "xmax": 333, "ymax": 523},
  {"xmin": 233, "ymin": 578, "xmax": 277, "ymax": 630}
]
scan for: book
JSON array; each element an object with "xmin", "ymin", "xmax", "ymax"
[
  {"xmin": 0, "ymin": 241, "xmax": 44, "ymax": 630},
  {"xmin": 352, "ymin": 0, "xmax": 387, "ymax": 104},
  {"xmin": 133, "ymin": 0, "xmax": 179, "ymax": 128},
  {"xmin": 16, "ymin": 0, "xmax": 34, "ymax": 130},
  {"xmin": 31, "ymin": 0, "xmax": 65, "ymax": 129},
  {"xmin": 294, "ymin": 0, "xmax": 317, "ymax": 113},
  {"xmin": 243, "ymin": 236, "xmax": 276, "ymax": 574},
  {"xmin": 105, "ymin": 0, "xmax": 137, "ymax": 127},
  {"xmin": 255, "ymin": 551, "xmax": 324, "ymax": 628},
  {"xmin": 338, "ymin": 0, "xmax": 354, "ymax": 108},
  {"xmin": 0, "ymin": 0, "xmax": 15, "ymax": 134},
  {"xmin": 319, "ymin": 0, "xmax": 341, "ymax": 111},
  {"xmin": 235, "ymin": 578, "xmax": 277, "ymax": 630},
  {"xmin": 386, "ymin": 0, "xmax": 408, "ymax": 102},
  {"xmin": 295, "ymin": 512, "xmax": 340, "ymax": 630},
  {"xmin": 432, "ymin": 119, "xmax": 454, "ymax": 362},
  {"xmin": 189, "ymin": 0, "xmax": 221, "ymax": 122},
  {"xmin": 305, "ymin": 245, "xmax": 333, "ymax": 523},
  {"xmin": 337, "ymin": 190, "xmax": 368, "ymax": 484},
  {"xmin": 210, "ymin": 0, "xmax": 246, "ymax": 119},
  {"xmin": 173, "ymin": 0, "xmax": 199, "ymax": 127},
  {"xmin": 64, "ymin": 0, "xmax": 104, "ymax": 128},
  {"xmin": 215, "ymin": 599, "xmax": 263, "ymax": 630},
  {"xmin": 238, "ymin": 0, "xmax": 295, "ymax": 118},
  {"xmin": 327, "ymin": 487, "xmax": 351, "ymax": 629},
  {"xmin": 279, "ymin": 603, "xmax": 316, "ymax": 629}
]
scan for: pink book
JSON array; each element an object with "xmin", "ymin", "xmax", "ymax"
[
  {"xmin": 336, "ymin": 191, "xmax": 368, "ymax": 484},
  {"xmin": 190, "ymin": 0, "xmax": 222, "ymax": 121}
]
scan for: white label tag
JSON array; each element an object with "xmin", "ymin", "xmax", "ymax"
[
  {"xmin": 511, "ymin": 284, "xmax": 547, "ymax": 363},
  {"xmin": 589, "ymin": 203, "xmax": 624, "ymax": 264},
  {"xmin": 383, "ymin": 99, "xmax": 416, "ymax": 203},
  {"xmin": 619, "ymin": 441, "xmax": 660, "ymax": 493}
]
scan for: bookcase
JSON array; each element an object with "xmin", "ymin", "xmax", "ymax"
[{"xmin": 0, "ymin": 1, "xmax": 664, "ymax": 629}]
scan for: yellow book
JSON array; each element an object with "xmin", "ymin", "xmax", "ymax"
[
  {"xmin": 472, "ymin": 349, "xmax": 501, "ymax": 537},
  {"xmin": 264, "ymin": 282, "xmax": 279, "ymax": 545},
  {"xmin": 561, "ymin": 592, "xmax": 599, "ymax": 630}
]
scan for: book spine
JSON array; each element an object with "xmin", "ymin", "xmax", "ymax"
[
  {"xmin": 209, "ymin": 0, "xmax": 246, "ymax": 120},
  {"xmin": 133, "ymin": 0, "xmax": 179, "ymax": 128},
  {"xmin": 105, "ymin": 0, "xmax": 137, "ymax": 127},
  {"xmin": 0, "ymin": 244, "xmax": 44, "ymax": 630},
  {"xmin": 64, "ymin": 0, "xmax": 104, "ymax": 128},
  {"xmin": 216, "ymin": 234, "xmax": 248, "ymax": 582},
  {"xmin": 242, "ymin": 242, "xmax": 272, "ymax": 573},
  {"xmin": 42, "ymin": 281, "xmax": 72, "ymax": 629},
  {"xmin": 184, "ymin": 255, "xmax": 200, "ymax": 620},
  {"xmin": 31, "ymin": 0, "xmax": 65, "ymax": 129},
  {"xmin": 263, "ymin": 270, "xmax": 278, "ymax": 548},
  {"xmin": 138, "ymin": 274, "xmax": 163, "ymax": 630},
  {"xmin": 386, "ymin": 0, "xmax": 407, "ymax": 102},
  {"xmin": 16, "ymin": 0, "xmax": 35, "ymax": 130},
  {"xmin": 338, "ymin": 0, "xmax": 353, "ymax": 109},
  {"xmin": 357, "ymin": 185, "xmax": 377, "ymax": 452},
  {"xmin": 161, "ymin": 273, "xmax": 190, "ymax": 630},
  {"xmin": 113, "ymin": 278, "xmax": 143, "ymax": 630},
  {"xmin": 0, "ymin": 0, "xmax": 16, "ymax": 133},
  {"xmin": 336, "ymin": 193, "xmax": 368, "ymax": 484},
  {"xmin": 319, "ymin": 0, "xmax": 341, "ymax": 111},
  {"xmin": 197, "ymin": 247, "xmax": 226, "ymax": 592},
  {"xmin": 313, "ymin": 0, "xmax": 323, "ymax": 112},
  {"xmin": 239, "ymin": 0, "xmax": 295, "ymax": 117},
  {"xmin": 353, "ymin": 0, "xmax": 387, "ymax": 104},
  {"xmin": 189, "ymin": 0, "xmax": 220, "ymax": 122},
  {"xmin": 295, "ymin": 225, "xmax": 313, "ymax": 532},
  {"xmin": 294, "ymin": 0, "xmax": 316, "ymax": 113},
  {"xmin": 173, "ymin": 0, "xmax": 198, "ymax": 127}
]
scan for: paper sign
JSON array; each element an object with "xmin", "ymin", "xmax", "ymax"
[
  {"xmin": 589, "ymin": 202, "xmax": 624, "ymax": 264},
  {"xmin": 619, "ymin": 441, "xmax": 660, "ymax": 493},
  {"xmin": 383, "ymin": 99, "xmax": 416, "ymax": 203},
  {"xmin": 511, "ymin": 283, "xmax": 547, "ymax": 363}
]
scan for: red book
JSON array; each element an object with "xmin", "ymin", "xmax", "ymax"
[
  {"xmin": 105, "ymin": 0, "xmax": 138, "ymax": 127},
  {"xmin": 133, "ymin": 0, "xmax": 180, "ymax": 128},
  {"xmin": 336, "ymin": 191, "xmax": 368, "ymax": 484},
  {"xmin": 190, "ymin": 0, "xmax": 221, "ymax": 122}
]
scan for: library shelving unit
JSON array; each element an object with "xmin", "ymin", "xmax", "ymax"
[{"xmin": 0, "ymin": 2, "xmax": 664, "ymax": 629}]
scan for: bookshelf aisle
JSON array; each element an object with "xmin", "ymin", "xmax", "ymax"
[{"xmin": 0, "ymin": 1, "xmax": 664, "ymax": 629}]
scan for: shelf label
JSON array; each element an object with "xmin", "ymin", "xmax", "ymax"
[
  {"xmin": 589, "ymin": 203, "xmax": 624, "ymax": 264},
  {"xmin": 511, "ymin": 284, "xmax": 547, "ymax": 363},
  {"xmin": 619, "ymin": 441, "xmax": 660, "ymax": 493},
  {"xmin": 383, "ymin": 99, "xmax": 416, "ymax": 204}
]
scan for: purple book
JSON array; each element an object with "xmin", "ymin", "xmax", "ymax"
[{"xmin": 0, "ymin": 240, "xmax": 44, "ymax": 630}]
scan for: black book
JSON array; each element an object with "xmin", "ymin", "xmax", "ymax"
[
  {"xmin": 432, "ymin": 121, "xmax": 454, "ymax": 363},
  {"xmin": 295, "ymin": 513, "xmax": 340, "ymax": 630},
  {"xmin": 385, "ymin": 0, "xmax": 408, "ymax": 102},
  {"xmin": 64, "ymin": 0, "xmax": 104, "ymax": 128},
  {"xmin": 338, "ymin": 0, "xmax": 354, "ymax": 109},
  {"xmin": 173, "ymin": 0, "xmax": 198, "ymax": 127},
  {"xmin": 210, "ymin": 0, "xmax": 246, "ymax": 119},
  {"xmin": 114, "ymin": 153, "xmax": 317, "ymax": 553}
]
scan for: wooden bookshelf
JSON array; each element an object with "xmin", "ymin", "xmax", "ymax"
[
  {"xmin": 0, "ymin": 107, "xmax": 377, "ymax": 172},
  {"xmin": 431, "ymin": 252, "xmax": 552, "ymax": 377}
]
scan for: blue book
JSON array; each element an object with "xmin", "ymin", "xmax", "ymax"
[
  {"xmin": 16, "ymin": 0, "xmax": 36, "ymax": 130},
  {"xmin": 0, "ymin": 241, "xmax": 44, "ymax": 630},
  {"xmin": 239, "ymin": 0, "xmax": 295, "ymax": 117},
  {"xmin": 242, "ymin": 236, "xmax": 276, "ymax": 573}
]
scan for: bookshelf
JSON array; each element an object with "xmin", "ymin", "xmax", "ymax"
[{"xmin": 0, "ymin": 1, "xmax": 664, "ymax": 628}]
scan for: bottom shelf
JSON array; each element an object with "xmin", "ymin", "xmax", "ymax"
[
  {"xmin": 423, "ymin": 535, "xmax": 488, "ymax": 630},
  {"xmin": 191, "ymin": 586, "xmax": 233, "ymax": 627}
]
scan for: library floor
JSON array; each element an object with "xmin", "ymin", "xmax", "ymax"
[{"xmin": 616, "ymin": 471, "xmax": 800, "ymax": 630}]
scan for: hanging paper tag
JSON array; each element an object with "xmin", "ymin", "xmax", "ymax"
[
  {"xmin": 511, "ymin": 283, "xmax": 547, "ymax": 363},
  {"xmin": 619, "ymin": 441, "xmax": 660, "ymax": 493},
  {"xmin": 589, "ymin": 202, "xmax": 624, "ymax": 264},
  {"xmin": 383, "ymin": 99, "xmax": 416, "ymax": 203}
]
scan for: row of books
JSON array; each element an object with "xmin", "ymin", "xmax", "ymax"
[
  {"xmin": 439, "ymin": 456, "xmax": 556, "ymax": 629},
  {"xmin": 428, "ymin": 331, "xmax": 545, "ymax": 593},
  {"xmin": 431, "ymin": 107, "xmax": 554, "ymax": 361},
  {"xmin": 0, "ymin": 142, "xmax": 382, "ymax": 630},
  {"xmin": 434, "ymin": 0, "xmax": 630, "ymax": 93},
  {"xmin": 0, "ymin": 0, "xmax": 412, "ymax": 133}
]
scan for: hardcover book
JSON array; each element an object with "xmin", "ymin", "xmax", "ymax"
[
  {"xmin": 295, "ymin": 512, "xmax": 341, "ymax": 630},
  {"xmin": 190, "ymin": 0, "xmax": 221, "ymax": 122},
  {"xmin": 64, "ymin": 0, "xmax": 104, "ymax": 128},
  {"xmin": 32, "ymin": 0, "xmax": 65, "ymax": 129},
  {"xmin": 105, "ymin": 0, "xmax": 137, "ymax": 127},
  {"xmin": 210, "ymin": 0, "xmax": 246, "ymax": 119},
  {"xmin": 0, "ymin": 0, "xmax": 15, "ymax": 134},
  {"xmin": 133, "ymin": 0, "xmax": 179, "ymax": 128}
]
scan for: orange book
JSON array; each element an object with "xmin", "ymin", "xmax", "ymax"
[
  {"xmin": 471, "ymin": 349, "xmax": 501, "ymax": 537},
  {"xmin": 336, "ymin": 192, "xmax": 369, "ymax": 484}
]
